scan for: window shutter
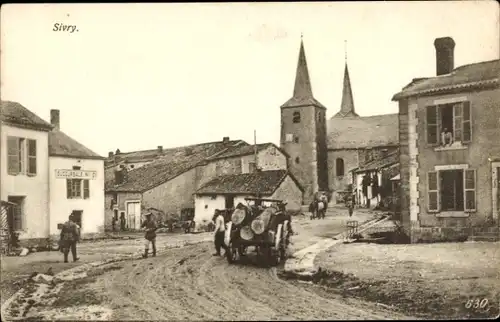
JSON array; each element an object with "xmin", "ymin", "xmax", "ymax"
[
  {"xmin": 83, "ymin": 180, "xmax": 90, "ymax": 199},
  {"xmin": 462, "ymin": 101, "xmax": 472, "ymax": 143},
  {"xmin": 426, "ymin": 106, "xmax": 439, "ymax": 145},
  {"xmin": 7, "ymin": 137, "xmax": 20, "ymax": 175},
  {"xmin": 66, "ymin": 179, "xmax": 72, "ymax": 199},
  {"xmin": 11, "ymin": 204, "xmax": 23, "ymax": 231},
  {"xmin": 464, "ymin": 169, "xmax": 476, "ymax": 212},
  {"xmin": 428, "ymin": 171, "xmax": 439, "ymax": 212},
  {"xmin": 27, "ymin": 139, "xmax": 37, "ymax": 175},
  {"xmin": 453, "ymin": 103, "xmax": 463, "ymax": 142}
]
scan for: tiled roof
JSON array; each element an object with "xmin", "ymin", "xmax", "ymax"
[
  {"xmin": 327, "ymin": 113, "xmax": 399, "ymax": 149},
  {"xmin": 195, "ymin": 170, "xmax": 302, "ymax": 195},
  {"xmin": 106, "ymin": 140, "xmax": 245, "ymax": 192},
  {"xmin": 0, "ymin": 101, "xmax": 53, "ymax": 131},
  {"xmin": 353, "ymin": 151, "xmax": 399, "ymax": 173},
  {"xmin": 207, "ymin": 142, "xmax": 288, "ymax": 160},
  {"xmin": 392, "ymin": 59, "xmax": 500, "ymax": 100},
  {"xmin": 49, "ymin": 130, "xmax": 104, "ymax": 160}
]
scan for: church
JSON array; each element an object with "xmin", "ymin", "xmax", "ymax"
[{"xmin": 279, "ymin": 39, "xmax": 399, "ymax": 204}]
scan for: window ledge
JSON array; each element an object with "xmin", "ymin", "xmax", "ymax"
[
  {"xmin": 434, "ymin": 143, "xmax": 468, "ymax": 152},
  {"xmin": 436, "ymin": 211, "xmax": 471, "ymax": 218}
]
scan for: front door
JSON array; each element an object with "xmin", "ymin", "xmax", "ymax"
[
  {"xmin": 225, "ymin": 196, "xmax": 234, "ymax": 209},
  {"xmin": 126, "ymin": 202, "xmax": 141, "ymax": 230},
  {"xmin": 71, "ymin": 210, "xmax": 83, "ymax": 229}
]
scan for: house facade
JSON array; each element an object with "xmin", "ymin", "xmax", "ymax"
[
  {"xmin": 48, "ymin": 109, "xmax": 106, "ymax": 237},
  {"xmin": 194, "ymin": 170, "xmax": 303, "ymax": 227},
  {"xmin": 393, "ymin": 37, "xmax": 500, "ymax": 242},
  {"xmin": 0, "ymin": 101, "xmax": 52, "ymax": 244}
]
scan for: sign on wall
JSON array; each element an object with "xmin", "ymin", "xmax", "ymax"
[{"xmin": 55, "ymin": 169, "xmax": 97, "ymax": 180}]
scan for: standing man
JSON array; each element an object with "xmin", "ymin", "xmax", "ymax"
[
  {"xmin": 60, "ymin": 214, "xmax": 80, "ymax": 263},
  {"xmin": 213, "ymin": 210, "xmax": 227, "ymax": 256},
  {"xmin": 344, "ymin": 185, "xmax": 355, "ymax": 217},
  {"xmin": 141, "ymin": 213, "xmax": 157, "ymax": 258}
]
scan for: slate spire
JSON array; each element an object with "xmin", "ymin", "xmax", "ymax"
[
  {"xmin": 293, "ymin": 37, "xmax": 313, "ymax": 99},
  {"xmin": 334, "ymin": 40, "xmax": 359, "ymax": 118}
]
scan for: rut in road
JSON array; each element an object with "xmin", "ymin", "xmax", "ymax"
[{"xmin": 94, "ymin": 243, "xmax": 409, "ymax": 320}]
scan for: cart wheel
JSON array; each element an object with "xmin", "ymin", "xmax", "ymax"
[{"xmin": 226, "ymin": 242, "xmax": 239, "ymax": 264}]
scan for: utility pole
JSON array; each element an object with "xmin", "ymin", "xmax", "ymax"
[{"xmin": 254, "ymin": 129, "xmax": 260, "ymax": 199}]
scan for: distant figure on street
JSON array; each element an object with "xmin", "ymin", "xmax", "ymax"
[
  {"xmin": 112, "ymin": 214, "xmax": 117, "ymax": 232},
  {"xmin": 344, "ymin": 185, "xmax": 355, "ymax": 217},
  {"xmin": 60, "ymin": 214, "xmax": 80, "ymax": 263},
  {"xmin": 141, "ymin": 213, "xmax": 157, "ymax": 258},
  {"xmin": 120, "ymin": 213, "xmax": 126, "ymax": 231},
  {"xmin": 213, "ymin": 210, "xmax": 228, "ymax": 256}
]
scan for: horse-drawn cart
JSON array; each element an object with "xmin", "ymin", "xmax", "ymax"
[{"xmin": 224, "ymin": 198, "xmax": 292, "ymax": 266}]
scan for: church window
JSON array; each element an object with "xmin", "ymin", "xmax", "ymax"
[
  {"xmin": 295, "ymin": 157, "xmax": 300, "ymax": 164},
  {"xmin": 336, "ymin": 158, "xmax": 345, "ymax": 177},
  {"xmin": 293, "ymin": 112, "xmax": 301, "ymax": 123},
  {"xmin": 293, "ymin": 136, "xmax": 299, "ymax": 143}
]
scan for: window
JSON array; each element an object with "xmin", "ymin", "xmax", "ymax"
[
  {"xmin": 426, "ymin": 101, "xmax": 471, "ymax": 146},
  {"xmin": 293, "ymin": 112, "xmax": 301, "ymax": 123},
  {"xmin": 295, "ymin": 157, "xmax": 300, "ymax": 164},
  {"xmin": 66, "ymin": 166, "xmax": 90, "ymax": 199},
  {"xmin": 225, "ymin": 196, "xmax": 234, "ymax": 209},
  {"xmin": 8, "ymin": 196, "xmax": 25, "ymax": 231},
  {"xmin": 293, "ymin": 136, "xmax": 300, "ymax": 143},
  {"xmin": 7, "ymin": 137, "xmax": 36, "ymax": 176},
  {"xmin": 427, "ymin": 169, "xmax": 476, "ymax": 213},
  {"xmin": 336, "ymin": 158, "xmax": 345, "ymax": 176},
  {"xmin": 130, "ymin": 164, "xmax": 135, "ymax": 169},
  {"xmin": 285, "ymin": 133, "xmax": 294, "ymax": 142},
  {"xmin": 248, "ymin": 161, "xmax": 257, "ymax": 173}
]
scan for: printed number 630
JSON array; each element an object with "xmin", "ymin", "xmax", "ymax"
[{"xmin": 465, "ymin": 298, "xmax": 489, "ymax": 310}]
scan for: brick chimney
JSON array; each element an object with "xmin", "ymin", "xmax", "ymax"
[
  {"xmin": 108, "ymin": 151, "xmax": 114, "ymax": 158},
  {"xmin": 50, "ymin": 109, "xmax": 60, "ymax": 130},
  {"xmin": 157, "ymin": 146, "xmax": 163, "ymax": 153},
  {"xmin": 434, "ymin": 37, "xmax": 455, "ymax": 76},
  {"xmin": 222, "ymin": 136, "xmax": 230, "ymax": 144}
]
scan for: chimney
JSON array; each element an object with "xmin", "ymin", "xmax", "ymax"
[
  {"xmin": 222, "ymin": 136, "xmax": 230, "ymax": 144},
  {"xmin": 157, "ymin": 145, "xmax": 163, "ymax": 153},
  {"xmin": 108, "ymin": 151, "xmax": 114, "ymax": 158},
  {"xmin": 115, "ymin": 149, "xmax": 121, "ymax": 155},
  {"xmin": 434, "ymin": 37, "xmax": 455, "ymax": 76},
  {"xmin": 50, "ymin": 109, "xmax": 60, "ymax": 130}
]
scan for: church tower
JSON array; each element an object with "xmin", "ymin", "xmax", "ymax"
[
  {"xmin": 280, "ymin": 37, "xmax": 329, "ymax": 204},
  {"xmin": 333, "ymin": 42, "xmax": 359, "ymax": 118}
]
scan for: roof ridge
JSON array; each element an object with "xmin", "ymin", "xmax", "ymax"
[{"xmin": 115, "ymin": 139, "xmax": 246, "ymax": 156}]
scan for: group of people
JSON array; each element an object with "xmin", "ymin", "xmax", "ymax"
[{"xmin": 111, "ymin": 212, "xmax": 127, "ymax": 232}]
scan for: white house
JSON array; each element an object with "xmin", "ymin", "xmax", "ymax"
[
  {"xmin": 194, "ymin": 169, "xmax": 303, "ymax": 228},
  {"xmin": 48, "ymin": 109, "xmax": 105, "ymax": 237},
  {"xmin": 0, "ymin": 101, "xmax": 52, "ymax": 244}
]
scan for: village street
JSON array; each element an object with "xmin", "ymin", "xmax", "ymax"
[{"xmin": 1, "ymin": 207, "xmax": 413, "ymax": 321}]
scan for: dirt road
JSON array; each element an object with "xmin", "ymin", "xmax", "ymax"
[{"xmin": 44, "ymin": 242, "xmax": 411, "ymax": 321}]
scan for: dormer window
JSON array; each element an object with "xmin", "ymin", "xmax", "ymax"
[{"xmin": 293, "ymin": 112, "xmax": 301, "ymax": 123}]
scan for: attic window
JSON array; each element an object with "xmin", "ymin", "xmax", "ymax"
[
  {"xmin": 119, "ymin": 165, "xmax": 124, "ymax": 169},
  {"xmin": 130, "ymin": 165, "xmax": 135, "ymax": 169},
  {"xmin": 293, "ymin": 112, "xmax": 301, "ymax": 123},
  {"xmin": 293, "ymin": 136, "xmax": 299, "ymax": 143},
  {"xmin": 295, "ymin": 157, "xmax": 300, "ymax": 164}
]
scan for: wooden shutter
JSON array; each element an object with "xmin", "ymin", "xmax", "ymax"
[
  {"xmin": 66, "ymin": 179, "xmax": 72, "ymax": 199},
  {"xmin": 462, "ymin": 101, "xmax": 472, "ymax": 143},
  {"xmin": 83, "ymin": 180, "xmax": 90, "ymax": 199},
  {"xmin": 27, "ymin": 139, "xmax": 37, "ymax": 175},
  {"xmin": 453, "ymin": 103, "xmax": 463, "ymax": 142},
  {"xmin": 426, "ymin": 106, "xmax": 439, "ymax": 145},
  {"xmin": 428, "ymin": 171, "xmax": 439, "ymax": 212},
  {"xmin": 464, "ymin": 169, "xmax": 476, "ymax": 212},
  {"xmin": 12, "ymin": 204, "xmax": 23, "ymax": 231},
  {"xmin": 7, "ymin": 137, "xmax": 20, "ymax": 175}
]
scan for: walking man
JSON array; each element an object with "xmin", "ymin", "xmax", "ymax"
[
  {"xmin": 60, "ymin": 214, "xmax": 80, "ymax": 263},
  {"xmin": 344, "ymin": 185, "xmax": 355, "ymax": 217},
  {"xmin": 213, "ymin": 210, "xmax": 228, "ymax": 256},
  {"xmin": 141, "ymin": 213, "xmax": 157, "ymax": 258}
]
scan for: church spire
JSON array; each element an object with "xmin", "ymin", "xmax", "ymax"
[
  {"xmin": 293, "ymin": 37, "xmax": 313, "ymax": 98},
  {"xmin": 334, "ymin": 40, "xmax": 359, "ymax": 118}
]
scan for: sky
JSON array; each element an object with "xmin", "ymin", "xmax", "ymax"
[{"xmin": 1, "ymin": 2, "xmax": 498, "ymax": 156}]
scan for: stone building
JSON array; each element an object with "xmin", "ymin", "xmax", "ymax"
[{"xmin": 392, "ymin": 36, "xmax": 500, "ymax": 242}]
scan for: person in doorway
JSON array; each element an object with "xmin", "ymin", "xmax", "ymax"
[
  {"xmin": 60, "ymin": 214, "xmax": 80, "ymax": 263},
  {"xmin": 141, "ymin": 213, "xmax": 157, "ymax": 258},
  {"xmin": 120, "ymin": 213, "xmax": 126, "ymax": 231},
  {"xmin": 213, "ymin": 210, "xmax": 228, "ymax": 256}
]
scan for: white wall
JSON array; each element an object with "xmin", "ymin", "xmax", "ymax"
[
  {"xmin": 241, "ymin": 145, "xmax": 288, "ymax": 173},
  {"xmin": 49, "ymin": 156, "xmax": 105, "ymax": 235},
  {"xmin": 0, "ymin": 124, "xmax": 50, "ymax": 239}
]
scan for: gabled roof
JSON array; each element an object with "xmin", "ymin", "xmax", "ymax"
[
  {"xmin": 0, "ymin": 101, "xmax": 53, "ymax": 131},
  {"xmin": 392, "ymin": 59, "xmax": 500, "ymax": 100},
  {"xmin": 195, "ymin": 170, "xmax": 303, "ymax": 195},
  {"xmin": 281, "ymin": 39, "xmax": 327, "ymax": 110},
  {"xmin": 49, "ymin": 130, "xmax": 104, "ymax": 160},
  {"xmin": 333, "ymin": 63, "xmax": 359, "ymax": 118},
  {"xmin": 353, "ymin": 151, "xmax": 399, "ymax": 173},
  {"xmin": 327, "ymin": 113, "xmax": 399, "ymax": 149},
  {"xmin": 105, "ymin": 140, "xmax": 245, "ymax": 192},
  {"xmin": 206, "ymin": 142, "xmax": 289, "ymax": 161}
]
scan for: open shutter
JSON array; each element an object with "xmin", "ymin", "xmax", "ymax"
[
  {"xmin": 464, "ymin": 169, "xmax": 476, "ymax": 212},
  {"xmin": 83, "ymin": 180, "xmax": 90, "ymax": 199},
  {"xmin": 462, "ymin": 101, "xmax": 472, "ymax": 143},
  {"xmin": 453, "ymin": 103, "xmax": 463, "ymax": 142},
  {"xmin": 426, "ymin": 106, "xmax": 439, "ymax": 145},
  {"xmin": 27, "ymin": 139, "xmax": 37, "ymax": 175},
  {"xmin": 7, "ymin": 137, "xmax": 20, "ymax": 175},
  {"xmin": 66, "ymin": 179, "xmax": 72, "ymax": 199},
  {"xmin": 428, "ymin": 171, "xmax": 439, "ymax": 212}
]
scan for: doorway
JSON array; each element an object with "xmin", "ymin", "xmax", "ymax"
[
  {"xmin": 126, "ymin": 202, "xmax": 141, "ymax": 230},
  {"xmin": 71, "ymin": 210, "xmax": 83, "ymax": 229},
  {"xmin": 225, "ymin": 196, "xmax": 234, "ymax": 209}
]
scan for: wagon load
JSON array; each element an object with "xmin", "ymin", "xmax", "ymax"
[
  {"xmin": 231, "ymin": 203, "xmax": 254, "ymax": 226},
  {"xmin": 240, "ymin": 226, "xmax": 254, "ymax": 241},
  {"xmin": 250, "ymin": 206, "xmax": 277, "ymax": 235}
]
